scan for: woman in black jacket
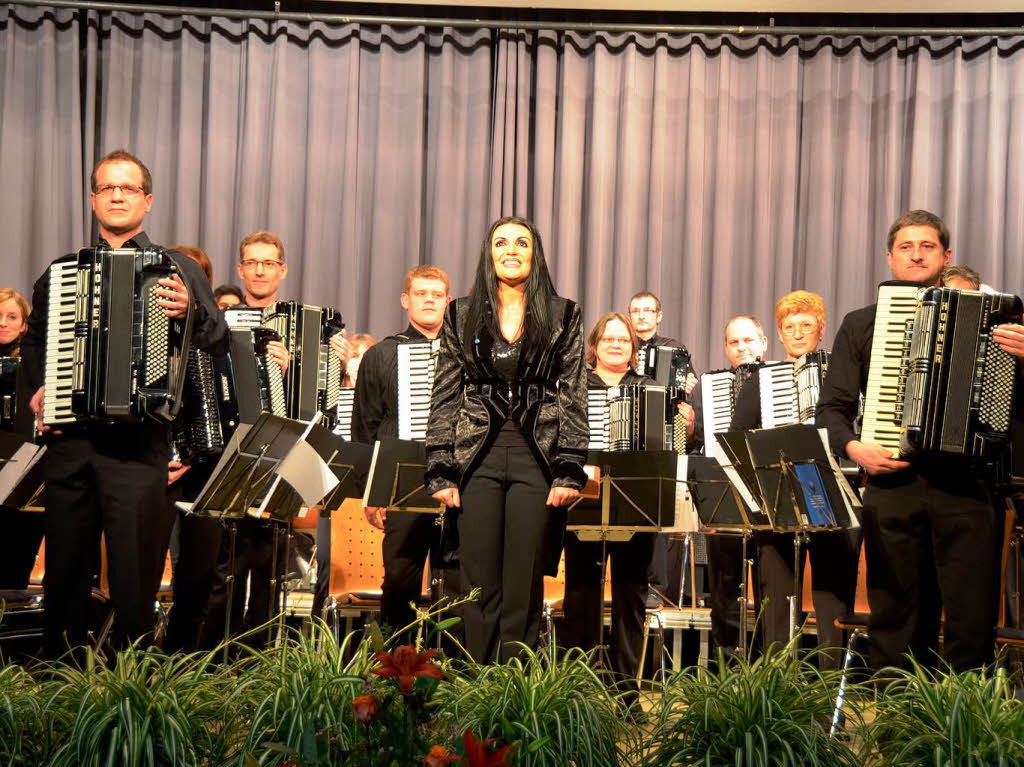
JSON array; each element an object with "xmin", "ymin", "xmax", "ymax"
[{"xmin": 425, "ymin": 215, "xmax": 589, "ymax": 664}]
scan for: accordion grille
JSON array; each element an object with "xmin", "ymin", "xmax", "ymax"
[
  {"xmin": 979, "ymin": 342, "xmax": 1016, "ymax": 433},
  {"xmin": 144, "ymin": 284, "xmax": 169, "ymax": 386},
  {"xmin": 266, "ymin": 362, "xmax": 287, "ymax": 417}
]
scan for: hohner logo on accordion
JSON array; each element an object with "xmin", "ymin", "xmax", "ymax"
[
  {"xmin": 862, "ymin": 282, "xmax": 1022, "ymax": 459},
  {"xmin": 43, "ymin": 247, "xmax": 192, "ymax": 426},
  {"xmin": 397, "ymin": 339, "xmax": 440, "ymax": 441}
]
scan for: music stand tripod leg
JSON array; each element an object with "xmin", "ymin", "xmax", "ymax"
[
  {"xmin": 222, "ymin": 521, "xmax": 238, "ymax": 665},
  {"xmin": 268, "ymin": 522, "xmax": 284, "ymax": 648},
  {"xmin": 789, "ymin": 531, "xmax": 806, "ymax": 657},
  {"xmin": 431, "ymin": 513, "xmax": 447, "ymax": 651},
  {"xmin": 738, "ymin": 530, "xmax": 751, "ymax": 659}
]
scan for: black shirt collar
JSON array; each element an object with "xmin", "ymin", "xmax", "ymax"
[
  {"xmin": 98, "ymin": 230, "xmax": 152, "ymax": 250},
  {"xmin": 403, "ymin": 324, "xmax": 430, "ymax": 342}
]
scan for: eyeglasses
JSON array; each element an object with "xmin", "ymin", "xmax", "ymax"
[
  {"xmin": 630, "ymin": 307, "xmax": 658, "ymax": 316},
  {"xmin": 240, "ymin": 259, "xmax": 284, "ymax": 272},
  {"xmin": 599, "ymin": 336, "xmax": 632, "ymax": 347},
  {"xmin": 94, "ymin": 184, "xmax": 145, "ymax": 197},
  {"xmin": 780, "ymin": 322, "xmax": 818, "ymax": 337}
]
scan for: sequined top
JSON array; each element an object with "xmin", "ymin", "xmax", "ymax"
[
  {"xmin": 491, "ymin": 335, "xmax": 522, "ymax": 383},
  {"xmin": 492, "ymin": 335, "xmax": 527, "ymax": 446}
]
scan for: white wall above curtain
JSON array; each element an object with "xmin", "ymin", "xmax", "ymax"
[{"xmin": 2, "ymin": 5, "xmax": 1023, "ymax": 370}]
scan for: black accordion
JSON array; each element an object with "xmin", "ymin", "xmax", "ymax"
[
  {"xmin": 171, "ymin": 348, "xmax": 225, "ymax": 463},
  {"xmin": 219, "ymin": 327, "xmax": 288, "ymax": 429},
  {"xmin": 756, "ymin": 352, "xmax": 831, "ymax": 428},
  {"xmin": 1, "ymin": 356, "xmax": 18, "ymax": 431},
  {"xmin": 42, "ymin": 247, "xmax": 192, "ymax": 426},
  {"xmin": 637, "ymin": 345, "xmax": 692, "ymax": 390},
  {"xmin": 862, "ymin": 283, "xmax": 1022, "ymax": 459},
  {"xmin": 225, "ymin": 302, "xmax": 344, "ymax": 425},
  {"xmin": 589, "ymin": 384, "xmax": 682, "ymax": 453}
]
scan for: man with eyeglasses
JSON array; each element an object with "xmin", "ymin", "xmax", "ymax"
[
  {"xmin": 628, "ymin": 291, "xmax": 698, "ymax": 608},
  {"xmin": 729, "ymin": 292, "xmax": 859, "ymax": 666},
  {"xmin": 233, "ymin": 231, "xmax": 292, "ymax": 372},
  {"xmin": 20, "ymin": 148, "xmax": 229, "ymax": 658},
  {"xmin": 202, "ymin": 230, "xmax": 352, "ymax": 647}
]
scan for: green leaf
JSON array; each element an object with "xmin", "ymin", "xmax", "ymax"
[{"xmin": 369, "ymin": 621, "xmax": 386, "ymax": 653}]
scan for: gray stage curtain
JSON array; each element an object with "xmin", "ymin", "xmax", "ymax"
[{"xmin": 3, "ymin": 6, "xmax": 1024, "ymax": 371}]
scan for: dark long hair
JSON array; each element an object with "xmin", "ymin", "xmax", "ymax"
[{"xmin": 463, "ymin": 216, "xmax": 556, "ymax": 360}]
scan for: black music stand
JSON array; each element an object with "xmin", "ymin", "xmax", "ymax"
[
  {"xmin": 0, "ymin": 435, "xmax": 46, "ymax": 512},
  {"xmin": 308, "ymin": 441, "xmax": 373, "ymax": 618},
  {"xmin": 687, "ymin": 452, "xmax": 771, "ymax": 658},
  {"xmin": 364, "ymin": 439, "xmax": 454, "ymax": 644},
  {"xmin": 364, "ymin": 438, "xmax": 443, "ymax": 513},
  {"xmin": 744, "ymin": 424, "xmax": 860, "ymax": 648},
  {"xmin": 567, "ymin": 450, "xmax": 685, "ymax": 669},
  {"xmin": 180, "ymin": 412, "xmax": 340, "ymax": 657}
]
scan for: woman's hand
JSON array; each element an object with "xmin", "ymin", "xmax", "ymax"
[
  {"xmin": 432, "ymin": 487, "xmax": 461, "ymax": 508},
  {"xmin": 546, "ymin": 486, "xmax": 580, "ymax": 507}
]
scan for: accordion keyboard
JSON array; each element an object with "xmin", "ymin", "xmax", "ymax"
[
  {"xmin": 862, "ymin": 284, "xmax": 920, "ymax": 457},
  {"xmin": 587, "ymin": 387, "xmax": 610, "ymax": 449},
  {"xmin": 700, "ymin": 370, "xmax": 736, "ymax": 443},
  {"xmin": 42, "ymin": 261, "xmax": 80, "ymax": 425},
  {"xmin": 397, "ymin": 340, "xmax": 438, "ymax": 441},
  {"xmin": 333, "ymin": 387, "xmax": 356, "ymax": 441},
  {"xmin": 758, "ymin": 362, "xmax": 799, "ymax": 428}
]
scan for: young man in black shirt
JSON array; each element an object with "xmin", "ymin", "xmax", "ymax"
[
  {"xmin": 353, "ymin": 265, "xmax": 451, "ymax": 637},
  {"xmin": 817, "ymin": 209, "xmax": 1024, "ymax": 672},
  {"xmin": 21, "ymin": 149, "xmax": 229, "ymax": 658}
]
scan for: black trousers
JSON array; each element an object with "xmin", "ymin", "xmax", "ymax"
[
  {"xmin": 42, "ymin": 427, "xmax": 173, "ymax": 658},
  {"xmin": 706, "ymin": 533, "xmax": 746, "ymax": 654},
  {"xmin": 0, "ymin": 506, "xmax": 44, "ymax": 589},
  {"xmin": 862, "ymin": 471, "xmax": 1000, "ymax": 672},
  {"xmin": 201, "ymin": 517, "xmax": 287, "ymax": 649},
  {"xmin": 458, "ymin": 443, "xmax": 552, "ymax": 664},
  {"xmin": 163, "ymin": 467, "xmax": 223, "ymax": 654},
  {"xmin": 380, "ymin": 511, "xmax": 442, "ymax": 637},
  {"xmin": 563, "ymin": 532, "xmax": 655, "ymax": 680},
  {"xmin": 647, "ymin": 533, "xmax": 686, "ymax": 605},
  {"xmin": 754, "ymin": 528, "xmax": 860, "ymax": 668}
]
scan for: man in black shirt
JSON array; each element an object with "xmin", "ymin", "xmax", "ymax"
[
  {"xmin": 353, "ymin": 265, "xmax": 451, "ymax": 637},
  {"xmin": 628, "ymin": 291, "xmax": 698, "ymax": 606},
  {"xmin": 21, "ymin": 149, "xmax": 229, "ymax": 658},
  {"xmin": 817, "ymin": 209, "xmax": 1024, "ymax": 672},
  {"xmin": 690, "ymin": 315, "xmax": 768, "ymax": 655}
]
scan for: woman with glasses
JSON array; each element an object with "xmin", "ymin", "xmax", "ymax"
[
  {"xmin": 425, "ymin": 215, "xmax": 588, "ymax": 664},
  {"xmin": 561, "ymin": 312, "xmax": 662, "ymax": 711},
  {"xmin": 731, "ymin": 290, "xmax": 858, "ymax": 667}
]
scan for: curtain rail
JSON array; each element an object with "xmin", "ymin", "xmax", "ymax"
[{"xmin": 10, "ymin": 0, "xmax": 1024, "ymax": 37}]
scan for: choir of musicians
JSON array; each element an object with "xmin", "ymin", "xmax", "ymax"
[{"xmin": 3, "ymin": 148, "xmax": 1024, "ymax": 690}]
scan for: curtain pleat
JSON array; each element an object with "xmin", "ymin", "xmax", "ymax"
[{"xmin": 3, "ymin": 6, "xmax": 1023, "ymax": 370}]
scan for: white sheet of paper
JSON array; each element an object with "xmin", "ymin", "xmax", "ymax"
[{"xmin": 276, "ymin": 438, "xmax": 339, "ymax": 507}]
